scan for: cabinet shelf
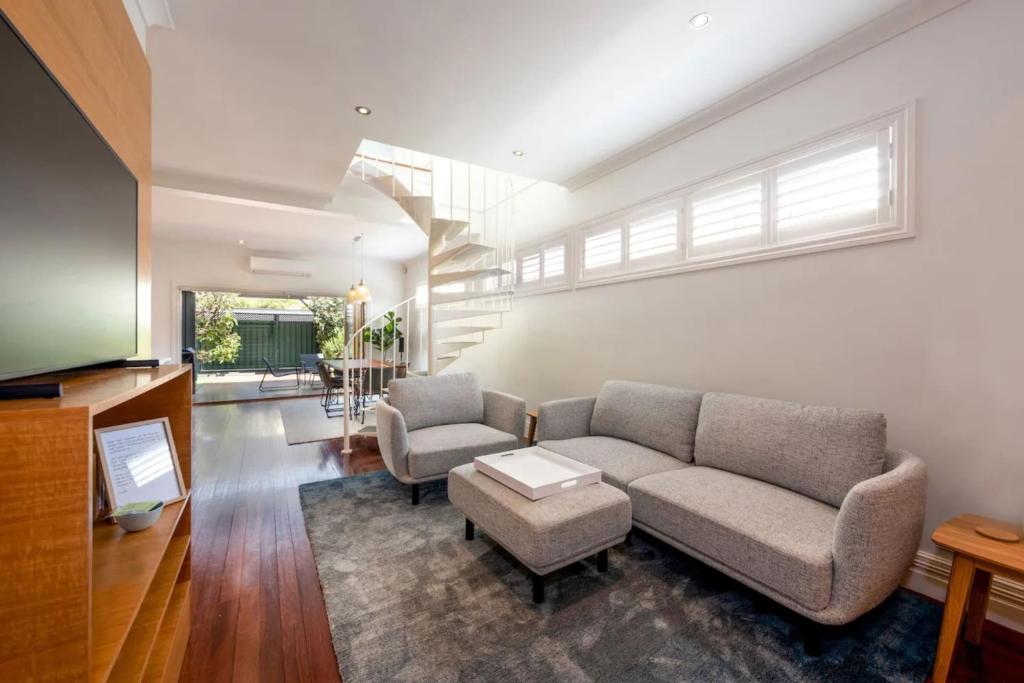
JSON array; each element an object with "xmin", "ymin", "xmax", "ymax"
[
  {"xmin": 95, "ymin": 501, "xmax": 191, "ymax": 682},
  {"xmin": 0, "ymin": 365, "xmax": 193, "ymax": 681}
]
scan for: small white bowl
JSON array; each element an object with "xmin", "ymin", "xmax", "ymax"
[{"xmin": 114, "ymin": 503, "xmax": 164, "ymax": 532}]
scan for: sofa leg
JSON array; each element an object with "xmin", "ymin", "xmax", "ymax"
[
  {"xmin": 597, "ymin": 548, "xmax": 608, "ymax": 572},
  {"xmin": 465, "ymin": 518, "xmax": 475, "ymax": 541},
  {"xmin": 532, "ymin": 573, "xmax": 545, "ymax": 604},
  {"xmin": 411, "ymin": 483, "xmax": 420, "ymax": 505},
  {"xmin": 796, "ymin": 622, "xmax": 823, "ymax": 657}
]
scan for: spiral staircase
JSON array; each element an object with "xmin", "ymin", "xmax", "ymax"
[{"xmin": 350, "ymin": 148, "xmax": 516, "ymax": 373}]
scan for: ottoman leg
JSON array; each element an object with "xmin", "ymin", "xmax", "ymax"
[
  {"xmin": 597, "ymin": 548, "xmax": 609, "ymax": 572},
  {"xmin": 532, "ymin": 573, "xmax": 545, "ymax": 604},
  {"xmin": 465, "ymin": 518, "xmax": 475, "ymax": 541}
]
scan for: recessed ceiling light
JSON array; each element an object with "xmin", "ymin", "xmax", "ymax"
[
  {"xmin": 354, "ymin": 105, "xmax": 372, "ymax": 115},
  {"xmin": 512, "ymin": 150, "xmax": 525, "ymax": 157},
  {"xmin": 689, "ymin": 13, "xmax": 711, "ymax": 30},
  {"xmin": 238, "ymin": 239, "xmax": 245, "ymax": 245}
]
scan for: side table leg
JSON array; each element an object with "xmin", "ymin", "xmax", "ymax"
[
  {"xmin": 932, "ymin": 553, "xmax": 976, "ymax": 683},
  {"xmin": 965, "ymin": 569, "xmax": 993, "ymax": 645}
]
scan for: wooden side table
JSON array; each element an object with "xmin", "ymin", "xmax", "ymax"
[
  {"xmin": 930, "ymin": 514, "xmax": 1024, "ymax": 683},
  {"xmin": 526, "ymin": 409, "xmax": 538, "ymax": 446}
]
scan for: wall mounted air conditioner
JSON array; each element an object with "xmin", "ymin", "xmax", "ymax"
[{"xmin": 249, "ymin": 256, "xmax": 312, "ymax": 277}]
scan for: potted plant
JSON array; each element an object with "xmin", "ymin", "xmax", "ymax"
[{"xmin": 363, "ymin": 312, "xmax": 404, "ymax": 356}]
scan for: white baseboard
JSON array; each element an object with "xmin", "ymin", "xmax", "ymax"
[{"xmin": 903, "ymin": 550, "xmax": 1024, "ymax": 633}]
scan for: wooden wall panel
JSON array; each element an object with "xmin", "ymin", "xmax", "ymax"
[{"xmin": 0, "ymin": 0, "xmax": 153, "ymax": 355}]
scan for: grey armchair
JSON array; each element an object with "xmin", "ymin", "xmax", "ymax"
[{"xmin": 376, "ymin": 372, "xmax": 525, "ymax": 504}]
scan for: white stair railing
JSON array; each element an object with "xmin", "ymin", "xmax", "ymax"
[
  {"xmin": 340, "ymin": 295, "xmax": 415, "ymax": 455},
  {"xmin": 349, "ymin": 142, "xmax": 517, "ymax": 376}
]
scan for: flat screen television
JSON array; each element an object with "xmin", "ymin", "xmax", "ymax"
[{"xmin": 0, "ymin": 13, "xmax": 138, "ymax": 382}]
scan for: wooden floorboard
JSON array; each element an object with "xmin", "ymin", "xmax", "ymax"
[
  {"xmin": 182, "ymin": 400, "xmax": 382, "ymax": 682},
  {"xmin": 181, "ymin": 400, "xmax": 1022, "ymax": 682}
]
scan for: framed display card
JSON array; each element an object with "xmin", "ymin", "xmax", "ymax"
[{"xmin": 95, "ymin": 417, "xmax": 186, "ymax": 509}]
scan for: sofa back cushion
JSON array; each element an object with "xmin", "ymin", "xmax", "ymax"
[
  {"xmin": 694, "ymin": 392, "xmax": 886, "ymax": 507},
  {"xmin": 388, "ymin": 372, "xmax": 484, "ymax": 432},
  {"xmin": 590, "ymin": 380, "xmax": 703, "ymax": 462}
]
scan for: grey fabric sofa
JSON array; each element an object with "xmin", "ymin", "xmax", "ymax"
[
  {"xmin": 377, "ymin": 372, "xmax": 525, "ymax": 504},
  {"xmin": 537, "ymin": 380, "xmax": 927, "ymax": 626}
]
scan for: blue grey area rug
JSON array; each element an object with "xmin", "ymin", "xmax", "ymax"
[{"xmin": 299, "ymin": 472, "xmax": 941, "ymax": 682}]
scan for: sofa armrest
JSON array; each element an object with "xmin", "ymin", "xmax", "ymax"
[
  {"xmin": 482, "ymin": 389, "xmax": 526, "ymax": 446},
  {"xmin": 536, "ymin": 396, "xmax": 596, "ymax": 442},
  {"xmin": 830, "ymin": 448, "xmax": 927, "ymax": 620},
  {"xmin": 376, "ymin": 400, "xmax": 412, "ymax": 483}
]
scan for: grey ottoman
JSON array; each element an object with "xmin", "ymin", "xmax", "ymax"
[{"xmin": 448, "ymin": 463, "xmax": 632, "ymax": 603}]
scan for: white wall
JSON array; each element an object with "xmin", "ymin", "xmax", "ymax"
[
  {"xmin": 456, "ymin": 0, "xmax": 1024, "ymax": 606},
  {"xmin": 151, "ymin": 237, "xmax": 407, "ymax": 359}
]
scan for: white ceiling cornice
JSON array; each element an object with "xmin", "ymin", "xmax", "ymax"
[{"xmin": 562, "ymin": 0, "xmax": 972, "ymax": 191}]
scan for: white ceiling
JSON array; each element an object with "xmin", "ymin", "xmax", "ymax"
[
  {"xmin": 149, "ymin": 0, "xmax": 916, "ymax": 261},
  {"xmin": 150, "ymin": 0, "xmax": 914, "ymax": 201}
]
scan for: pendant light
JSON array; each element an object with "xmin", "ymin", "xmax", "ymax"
[
  {"xmin": 354, "ymin": 233, "xmax": 371, "ymax": 302},
  {"xmin": 346, "ymin": 234, "xmax": 363, "ymax": 303}
]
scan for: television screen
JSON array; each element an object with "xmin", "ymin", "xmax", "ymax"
[{"xmin": 0, "ymin": 14, "xmax": 138, "ymax": 381}]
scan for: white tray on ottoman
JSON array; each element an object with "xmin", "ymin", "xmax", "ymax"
[{"xmin": 474, "ymin": 446, "xmax": 602, "ymax": 500}]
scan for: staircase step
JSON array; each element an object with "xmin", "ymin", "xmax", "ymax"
[
  {"xmin": 431, "ymin": 308, "xmax": 506, "ymax": 322},
  {"xmin": 396, "ymin": 195, "xmax": 433, "ymax": 233},
  {"xmin": 434, "ymin": 356, "xmax": 458, "ymax": 371},
  {"xmin": 430, "ymin": 268, "xmax": 510, "ymax": 287},
  {"xmin": 437, "ymin": 341, "xmax": 480, "ymax": 352},
  {"xmin": 430, "ymin": 242, "xmax": 495, "ymax": 270},
  {"xmin": 431, "ymin": 286, "xmax": 514, "ymax": 306},
  {"xmin": 432, "ymin": 326, "xmax": 495, "ymax": 338},
  {"xmin": 366, "ymin": 172, "xmax": 416, "ymax": 199},
  {"xmin": 430, "ymin": 219, "xmax": 470, "ymax": 249}
]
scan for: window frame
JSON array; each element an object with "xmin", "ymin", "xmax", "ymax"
[
  {"xmin": 514, "ymin": 234, "xmax": 572, "ymax": 295},
  {"xmin": 569, "ymin": 106, "xmax": 912, "ymax": 290}
]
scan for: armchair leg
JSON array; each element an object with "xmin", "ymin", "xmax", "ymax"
[
  {"xmin": 411, "ymin": 483, "xmax": 420, "ymax": 505},
  {"xmin": 465, "ymin": 518, "xmax": 474, "ymax": 540},
  {"xmin": 532, "ymin": 573, "xmax": 545, "ymax": 604},
  {"xmin": 258, "ymin": 368, "xmax": 269, "ymax": 392}
]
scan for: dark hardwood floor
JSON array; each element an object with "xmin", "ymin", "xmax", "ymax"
[
  {"xmin": 182, "ymin": 400, "xmax": 383, "ymax": 682},
  {"xmin": 183, "ymin": 399, "xmax": 1023, "ymax": 682}
]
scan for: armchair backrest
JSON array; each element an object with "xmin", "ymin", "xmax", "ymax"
[{"xmin": 388, "ymin": 372, "xmax": 484, "ymax": 432}]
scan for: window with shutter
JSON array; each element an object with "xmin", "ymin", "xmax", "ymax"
[
  {"xmin": 776, "ymin": 130, "xmax": 891, "ymax": 244},
  {"xmin": 628, "ymin": 206, "xmax": 680, "ymax": 266},
  {"xmin": 561, "ymin": 109, "xmax": 909, "ymax": 292},
  {"xmin": 582, "ymin": 225, "xmax": 624, "ymax": 274},
  {"xmin": 543, "ymin": 244, "xmax": 565, "ymax": 280},
  {"xmin": 519, "ymin": 252, "xmax": 541, "ymax": 284},
  {"xmin": 689, "ymin": 175, "xmax": 764, "ymax": 258}
]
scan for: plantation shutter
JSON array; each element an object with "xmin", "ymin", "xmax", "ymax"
[
  {"xmin": 775, "ymin": 130, "xmax": 891, "ymax": 243},
  {"xmin": 583, "ymin": 226, "xmax": 623, "ymax": 273},
  {"xmin": 519, "ymin": 251, "xmax": 541, "ymax": 285},
  {"xmin": 628, "ymin": 207, "xmax": 679, "ymax": 265},
  {"xmin": 543, "ymin": 244, "xmax": 565, "ymax": 280},
  {"xmin": 689, "ymin": 175, "xmax": 764, "ymax": 257}
]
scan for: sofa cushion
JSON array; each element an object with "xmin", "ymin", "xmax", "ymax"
[
  {"xmin": 694, "ymin": 393, "xmax": 886, "ymax": 507},
  {"xmin": 589, "ymin": 380, "xmax": 703, "ymax": 462},
  {"xmin": 629, "ymin": 467, "xmax": 838, "ymax": 611},
  {"xmin": 389, "ymin": 372, "xmax": 484, "ymax": 432},
  {"xmin": 407, "ymin": 423, "xmax": 518, "ymax": 480},
  {"xmin": 539, "ymin": 436, "xmax": 688, "ymax": 491}
]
